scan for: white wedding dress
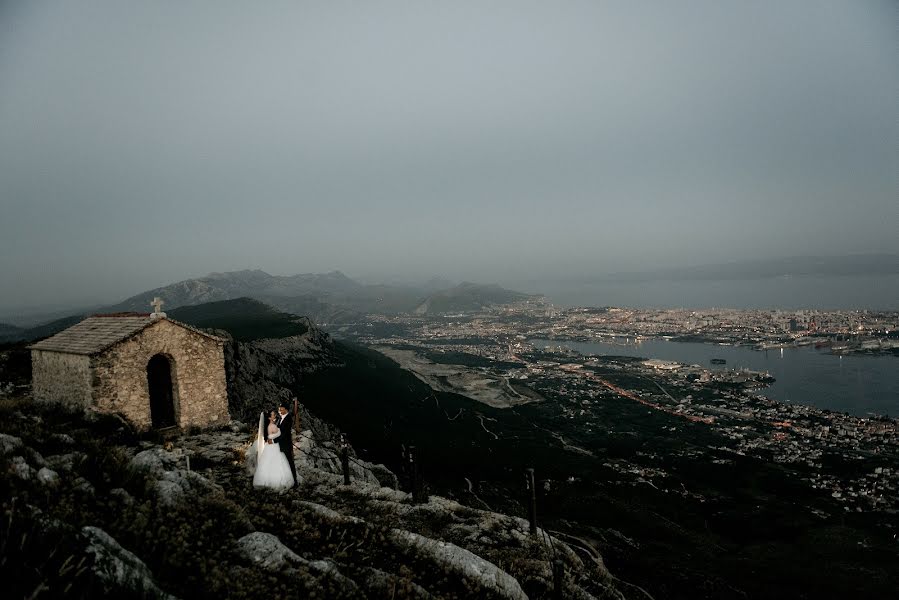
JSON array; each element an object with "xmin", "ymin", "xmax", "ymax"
[{"xmin": 252, "ymin": 413, "xmax": 295, "ymax": 490}]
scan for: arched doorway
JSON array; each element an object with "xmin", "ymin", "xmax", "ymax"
[{"xmin": 147, "ymin": 354, "xmax": 177, "ymax": 428}]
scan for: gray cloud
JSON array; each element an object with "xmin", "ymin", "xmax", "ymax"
[{"xmin": 1, "ymin": 1, "xmax": 897, "ymax": 311}]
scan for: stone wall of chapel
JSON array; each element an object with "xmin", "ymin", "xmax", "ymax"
[
  {"xmin": 31, "ymin": 351, "xmax": 92, "ymax": 408},
  {"xmin": 93, "ymin": 319, "xmax": 229, "ymax": 430}
]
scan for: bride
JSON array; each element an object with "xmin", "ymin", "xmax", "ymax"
[{"xmin": 252, "ymin": 410, "xmax": 296, "ymax": 490}]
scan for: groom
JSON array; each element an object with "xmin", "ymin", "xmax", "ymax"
[{"xmin": 276, "ymin": 401, "xmax": 298, "ymax": 487}]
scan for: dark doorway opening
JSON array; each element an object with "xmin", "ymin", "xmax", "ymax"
[{"xmin": 147, "ymin": 354, "xmax": 176, "ymax": 428}]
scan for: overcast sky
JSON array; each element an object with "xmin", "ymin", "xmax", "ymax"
[{"xmin": 1, "ymin": 1, "xmax": 897, "ymax": 311}]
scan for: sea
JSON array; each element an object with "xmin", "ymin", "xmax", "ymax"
[{"xmin": 529, "ymin": 337, "xmax": 898, "ymax": 418}]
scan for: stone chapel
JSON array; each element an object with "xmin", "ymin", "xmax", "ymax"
[{"xmin": 29, "ymin": 299, "xmax": 230, "ymax": 430}]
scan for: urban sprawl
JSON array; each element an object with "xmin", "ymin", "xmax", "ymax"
[{"xmin": 340, "ymin": 303, "xmax": 899, "ymax": 516}]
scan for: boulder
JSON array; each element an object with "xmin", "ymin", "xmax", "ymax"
[
  {"xmin": 153, "ymin": 470, "xmax": 223, "ymax": 507},
  {"xmin": 37, "ymin": 467, "xmax": 59, "ymax": 486},
  {"xmin": 0, "ymin": 433, "xmax": 23, "ymax": 456},
  {"xmin": 26, "ymin": 447, "xmax": 48, "ymax": 468},
  {"xmin": 82, "ymin": 526, "xmax": 177, "ymax": 600},
  {"xmin": 73, "ymin": 476, "xmax": 96, "ymax": 497},
  {"xmin": 110, "ymin": 487, "xmax": 135, "ymax": 507},
  {"xmin": 367, "ymin": 462, "xmax": 400, "ymax": 490},
  {"xmin": 130, "ymin": 448, "xmax": 185, "ymax": 476},
  {"xmin": 46, "ymin": 452, "xmax": 85, "ymax": 473}
]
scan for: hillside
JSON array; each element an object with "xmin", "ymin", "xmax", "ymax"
[
  {"xmin": 0, "ymin": 323, "xmax": 24, "ymax": 343},
  {"xmin": 168, "ymin": 298, "xmax": 310, "ymax": 342},
  {"xmin": 2, "ymin": 314, "xmax": 88, "ymax": 345},
  {"xmin": 414, "ymin": 283, "xmax": 535, "ymax": 315},
  {"xmin": 0, "ymin": 398, "xmax": 620, "ymax": 599},
  {"xmin": 0, "ymin": 316, "xmax": 624, "ymax": 599}
]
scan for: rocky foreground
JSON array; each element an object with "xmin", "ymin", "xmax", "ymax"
[{"xmin": 0, "ymin": 397, "xmax": 629, "ymax": 599}]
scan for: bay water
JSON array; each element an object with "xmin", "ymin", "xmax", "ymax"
[{"xmin": 529, "ymin": 337, "xmax": 898, "ymax": 417}]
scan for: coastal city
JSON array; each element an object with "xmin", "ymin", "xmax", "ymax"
[{"xmin": 338, "ymin": 301, "xmax": 899, "ymax": 517}]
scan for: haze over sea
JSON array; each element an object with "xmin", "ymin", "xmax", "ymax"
[{"xmin": 532, "ymin": 274, "xmax": 899, "ymax": 311}]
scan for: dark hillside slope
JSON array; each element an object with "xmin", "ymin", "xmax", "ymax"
[
  {"xmin": 169, "ymin": 297, "xmax": 309, "ymax": 341},
  {"xmin": 295, "ymin": 342, "xmax": 899, "ymax": 600},
  {"xmin": 295, "ymin": 342, "xmax": 586, "ymax": 489},
  {"xmin": 0, "ymin": 323, "xmax": 24, "ymax": 343}
]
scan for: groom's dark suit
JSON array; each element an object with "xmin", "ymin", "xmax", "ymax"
[{"xmin": 276, "ymin": 410, "xmax": 297, "ymax": 486}]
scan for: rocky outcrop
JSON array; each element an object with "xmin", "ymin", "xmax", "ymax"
[
  {"xmin": 0, "ymin": 432, "xmax": 23, "ymax": 456},
  {"xmin": 222, "ymin": 325, "xmax": 341, "ymax": 425},
  {"xmin": 295, "ymin": 428, "xmax": 388, "ymax": 486},
  {"xmin": 130, "ymin": 447, "xmax": 188, "ymax": 475},
  {"xmin": 154, "ymin": 469, "xmax": 223, "ymax": 507},
  {"xmin": 288, "ymin": 468, "xmax": 619, "ymax": 599},
  {"xmin": 37, "ymin": 466, "xmax": 59, "ymax": 486},
  {"xmin": 391, "ymin": 529, "xmax": 528, "ymax": 600},
  {"xmin": 235, "ymin": 531, "xmax": 363, "ymax": 598},
  {"xmin": 2, "ymin": 330, "xmax": 627, "ymax": 600},
  {"xmin": 82, "ymin": 526, "xmax": 177, "ymax": 600}
]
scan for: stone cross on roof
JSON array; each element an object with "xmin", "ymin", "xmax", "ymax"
[{"xmin": 151, "ymin": 297, "xmax": 164, "ymax": 314}]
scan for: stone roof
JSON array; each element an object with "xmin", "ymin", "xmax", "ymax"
[{"xmin": 28, "ymin": 315, "xmax": 225, "ymax": 356}]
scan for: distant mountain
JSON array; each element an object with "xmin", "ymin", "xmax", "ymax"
[
  {"xmin": 109, "ymin": 269, "xmax": 278, "ymax": 312},
  {"xmin": 420, "ymin": 276, "xmax": 456, "ymax": 293},
  {"xmin": 607, "ymin": 254, "xmax": 899, "ymax": 282},
  {"xmin": 7, "ymin": 270, "xmax": 536, "ymax": 337},
  {"xmin": 107, "ymin": 269, "xmax": 535, "ymax": 322},
  {"xmin": 107, "ymin": 269, "xmax": 423, "ymax": 322},
  {"xmin": 413, "ymin": 282, "xmax": 534, "ymax": 314}
]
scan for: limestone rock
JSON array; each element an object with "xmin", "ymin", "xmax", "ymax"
[
  {"xmin": 179, "ymin": 430, "xmax": 246, "ymax": 465},
  {"xmin": 295, "ymin": 429, "xmax": 382, "ymax": 485},
  {"xmin": 367, "ymin": 462, "xmax": 400, "ymax": 490},
  {"xmin": 37, "ymin": 466, "xmax": 59, "ymax": 486},
  {"xmin": 110, "ymin": 487, "xmax": 135, "ymax": 507},
  {"xmin": 10, "ymin": 455, "xmax": 35, "ymax": 480},
  {"xmin": 25, "ymin": 447, "xmax": 48, "ymax": 468},
  {"xmin": 73, "ymin": 476, "xmax": 96, "ymax": 497},
  {"xmin": 390, "ymin": 529, "xmax": 528, "ymax": 600},
  {"xmin": 49, "ymin": 432, "xmax": 76, "ymax": 447},
  {"xmin": 0, "ymin": 433, "xmax": 23, "ymax": 456},
  {"xmin": 357, "ymin": 566, "xmax": 436, "ymax": 600},
  {"xmin": 235, "ymin": 531, "xmax": 302, "ymax": 570},
  {"xmin": 130, "ymin": 448, "xmax": 187, "ymax": 475},
  {"xmin": 82, "ymin": 526, "xmax": 177, "ymax": 600},
  {"xmin": 154, "ymin": 469, "xmax": 222, "ymax": 507},
  {"xmin": 235, "ymin": 531, "xmax": 363, "ymax": 598},
  {"xmin": 46, "ymin": 452, "xmax": 85, "ymax": 473}
]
